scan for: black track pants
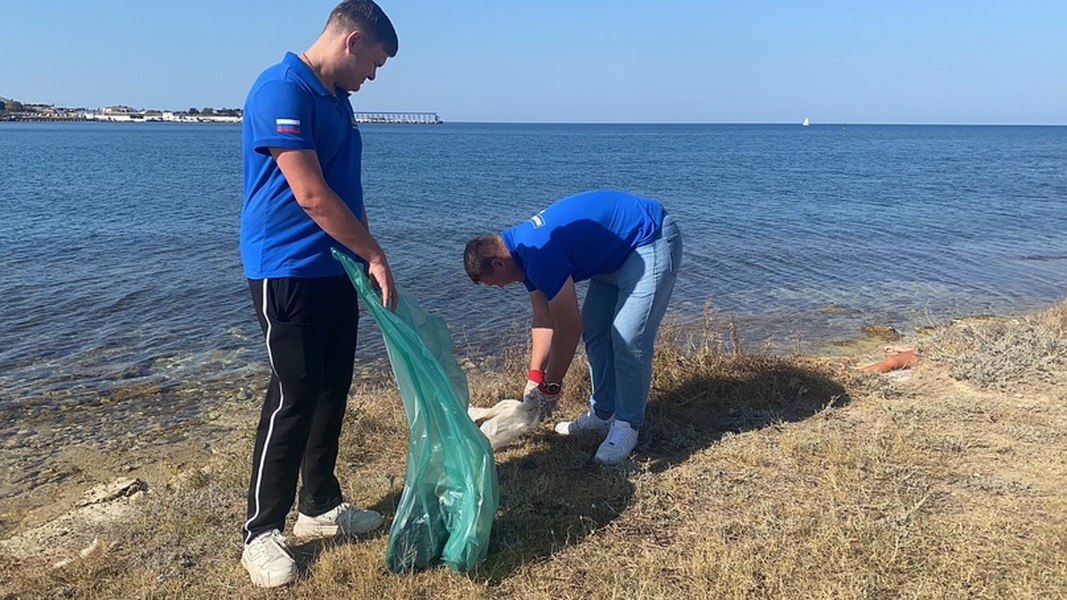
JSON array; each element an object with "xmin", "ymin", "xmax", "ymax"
[{"xmin": 243, "ymin": 275, "xmax": 358, "ymax": 543}]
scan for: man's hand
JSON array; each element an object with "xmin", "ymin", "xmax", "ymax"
[
  {"xmin": 526, "ymin": 381, "xmax": 560, "ymax": 422},
  {"xmin": 367, "ymin": 256, "xmax": 397, "ymax": 311}
]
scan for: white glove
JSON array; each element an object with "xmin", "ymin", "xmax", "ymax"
[
  {"xmin": 527, "ymin": 384, "xmax": 560, "ymax": 422},
  {"xmin": 522, "ymin": 369, "xmax": 560, "ymax": 421}
]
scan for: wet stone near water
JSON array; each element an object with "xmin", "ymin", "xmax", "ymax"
[{"xmin": 861, "ymin": 324, "xmax": 903, "ymax": 341}]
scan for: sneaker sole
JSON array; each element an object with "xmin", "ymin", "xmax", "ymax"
[
  {"xmin": 241, "ymin": 553, "xmax": 296, "ymax": 588},
  {"xmin": 595, "ymin": 452, "xmax": 631, "ymax": 465},
  {"xmin": 554, "ymin": 422, "xmax": 612, "ymax": 436},
  {"xmin": 291, "ymin": 514, "xmax": 384, "ymax": 539}
]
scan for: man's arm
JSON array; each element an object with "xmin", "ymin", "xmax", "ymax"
[
  {"xmin": 529, "ymin": 290, "xmax": 553, "ymax": 372},
  {"xmin": 541, "ymin": 277, "xmax": 582, "ymax": 386},
  {"xmin": 271, "ymin": 147, "xmax": 396, "ymax": 310}
]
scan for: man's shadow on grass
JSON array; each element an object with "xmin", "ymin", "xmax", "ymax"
[
  {"xmin": 474, "ymin": 359, "xmax": 851, "ymax": 583},
  {"xmin": 641, "ymin": 361, "xmax": 852, "ymax": 473}
]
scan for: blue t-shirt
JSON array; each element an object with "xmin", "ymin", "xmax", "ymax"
[
  {"xmin": 501, "ymin": 190, "xmax": 665, "ymax": 300},
  {"xmin": 240, "ymin": 52, "xmax": 364, "ymax": 279}
]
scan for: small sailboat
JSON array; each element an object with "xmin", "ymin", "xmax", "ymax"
[{"xmin": 802, "ymin": 117, "xmax": 811, "ymax": 127}]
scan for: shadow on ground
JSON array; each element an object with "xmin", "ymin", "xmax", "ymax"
[
  {"xmin": 642, "ymin": 361, "xmax": 852, "ymax": 473},
  {"xmin": 468, "ymin": 359, "xmax": 851, "ymax": 582}
]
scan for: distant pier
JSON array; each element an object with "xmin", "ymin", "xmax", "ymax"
[{"xmin": 353, "ymin": 111, "xmax": 442, "ymax": 124}]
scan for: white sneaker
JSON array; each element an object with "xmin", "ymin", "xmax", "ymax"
[
  {"xmin": 292, "ymin": 502, "xmax": 384, "ymax": 539},
  {"xmin": 554, "ymin": 409, "xmax": 614, "ymax": 436},
  {"xmin": 595, "ymin": 420, "xmax": 639, "ymax": 465},
  {"xmin": 242, "ymin": 529, "xmax": 296, "ymax": 588}
]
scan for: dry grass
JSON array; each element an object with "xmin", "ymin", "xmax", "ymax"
[
  {"xmin": 3, "ymin": 304, "xmax": 1067, "ymax": 599},
  {"xmin": 920, "ymin": 304, "xmax": 1067, "ymax": 391}
]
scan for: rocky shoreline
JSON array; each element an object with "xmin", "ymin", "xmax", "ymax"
[
  {"xmin": 0, "ymin": 375, "xmax": 259, "ymax": 538},
  {"xmin": 0, "ymin": 350, "xmax": 416, "ymax": 542}
]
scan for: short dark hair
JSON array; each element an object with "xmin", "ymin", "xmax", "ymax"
[
  {"xmin": 464, "ymin": 235, "xmax": 500, "ymax": 283},
  {"xmin": 328, "ymin": 0, "xmax": 399, "ymax": 57}
]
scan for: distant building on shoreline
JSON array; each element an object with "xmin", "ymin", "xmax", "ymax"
[
  {"xmin": 3, "ymin": 96, "xmax": 442, "ymax": 125},
  {"xmin": 1, "ymin": 97, "xmax": 242, "ymax": 123},
  {"xmin": 83, "ymin": 106, "xmax": 241, "ymax": 123}
]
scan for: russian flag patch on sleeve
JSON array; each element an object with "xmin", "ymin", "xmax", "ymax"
[{"xmin": 276, "ymin": 118, "xmax": 301, "ymax": 134}]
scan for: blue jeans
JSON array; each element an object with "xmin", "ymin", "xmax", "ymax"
[{"xmin": 581, "ymin": 214, "xmax": 682, "ymax": 429}]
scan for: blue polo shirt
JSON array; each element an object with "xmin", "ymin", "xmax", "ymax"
[
  {"xmin": 501, "ymin": 190, "xmax": 664, "ymax": 300},
  {"xmin": 241, "ymin": 52, "xmax": 364, "ymax": 279}
]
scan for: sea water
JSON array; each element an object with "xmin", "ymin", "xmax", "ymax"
[{"xmin": 2, "ymin": 122, "xmax": 1066, "ymax": 411}]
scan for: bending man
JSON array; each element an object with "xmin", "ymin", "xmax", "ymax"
[{"xmin": 464, "ymin": 190, "xmax": 682, "ymax": 465}]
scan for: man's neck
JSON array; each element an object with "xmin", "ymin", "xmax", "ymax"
[{"xmin": 299, "ymin": 47, "xmax": 335, "ymax": 92}]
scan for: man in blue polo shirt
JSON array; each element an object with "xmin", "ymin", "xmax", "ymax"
[
  {"xmin": 464, "ymin": 190, "xmax": 683, "ymax": 465},
  {"xmin": 239, "ymin": 0, "xmax": 398, "ymax": 588}
]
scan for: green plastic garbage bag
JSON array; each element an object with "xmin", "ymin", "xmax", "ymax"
[{"xmin": 333, "ymin": 249, "xmax": 498, "ymax": 573}]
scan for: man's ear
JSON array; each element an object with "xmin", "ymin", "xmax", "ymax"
[
  {"xmin": 490, "ymin": 257, "xmax": 505, "ymax": 270},
  {"xmin": 345, "ymin": 29, "xmax": 364, "ymax": 54}
]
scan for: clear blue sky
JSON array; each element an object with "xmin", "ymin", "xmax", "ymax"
[{"xmin": 2, "ymin": 1, "xmax": 1064, "ymax": 124}]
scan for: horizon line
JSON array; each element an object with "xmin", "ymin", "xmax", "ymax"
[
  {"xmin": 395, "ymin": 120, "xmax": 1067, "ymax": 127},
  {"xmin": 4, "ymin": 118, "xmax": 1066, "ymax": 128}
]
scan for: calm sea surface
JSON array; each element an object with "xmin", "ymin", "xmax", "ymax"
[{"xmin": 2, "ymin": 122, "xmax": 1066, "ymax": 410}]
